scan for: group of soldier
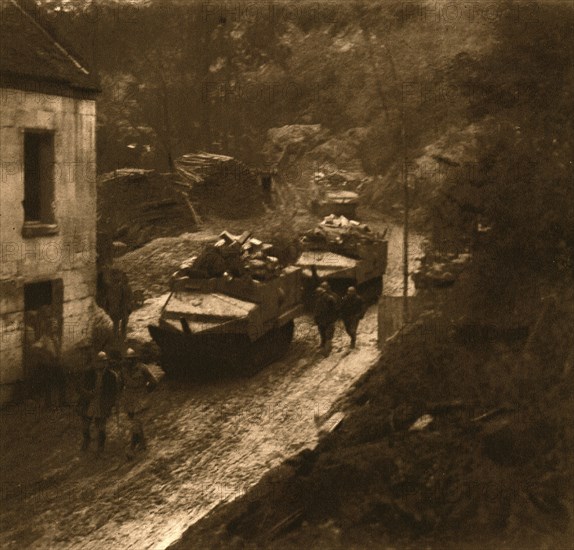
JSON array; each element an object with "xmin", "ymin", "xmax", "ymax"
[
  {"xmin": 77, "ymin": 348, "xmax": 158, "ymax": 459},
  {"xmin": 26, "ymin": 269, "xmax": 364, "ymax": 458},
  {"xmin": 78, "ymin": 282, "xmax": 364, "ymax": 458},
  {"xmin": 313, "ymin": 282, "xmax": 365, "ymax": 355}
]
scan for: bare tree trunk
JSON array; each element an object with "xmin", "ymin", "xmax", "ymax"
[
  {"xmin": 200, "ymin": 22, "xmax": 212, "ymax": 150},
  {"xmin": 144, "ymin": 51, "xmax": 176, "ymax": 171},
  {"xmin": 354, "ymin": 1, "xmax": 410, "ymax": 320},
  {"xmin": 381, "ymin": 41, "xmax": 410, "ymax": 322},
  {"xmin": 402, "ymin": 153, "xmax": 410, "ymax": 322},
  {"xmin": 157, "ymin": 70, "xmax": 175, "ymax": 171},
  {"xmin": 355, "ymin": 4, "xmax": 389, "ymax": 123},
  {"xmin": 362, "ymin": 30, "xmax": 390, "ymax": 123}
]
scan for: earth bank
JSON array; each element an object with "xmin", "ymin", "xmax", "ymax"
[{"xmin": 171, "ymin": 272, "xmax": 574, "ymax": 550}]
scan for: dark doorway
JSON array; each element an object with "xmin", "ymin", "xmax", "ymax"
[
  {"xmin": 261, "ymin": 174, "xmax": 272, "ymax": 193},
  {"xmin": 260, "ymin": 173, "xmax": 274, "ymax": 207},
  {"xmin": 23, "ymin": 279, "xmax": 63, "ymax": 379}
]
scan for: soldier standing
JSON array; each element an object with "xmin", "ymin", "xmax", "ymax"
[
  {"xmin": 121, "ymin": 348, "xmax": 158, "ymax": 460},
  {"xmin": 313, "ymin": 281, "xmax": 340, "ymax": 355},
  {"xmin": 77, "ymin": 351, "xmax": 119, "ymax": 455},
  {"xmin": 340, "ymin": 286, "xmax": 365, "ymax": 349},
  {"xmin": 32, "ymin": 305, "xmax": 67, "ymax": 408},
  {"xmin": 101, "ymin": 268, "xmax": 134, "ymax": 348}
]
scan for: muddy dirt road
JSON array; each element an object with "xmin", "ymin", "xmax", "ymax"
[
  {"xmin": 0, "ymin": 222, "xmax": 424, "ymax": 549},
  {"xmin": 0, "ymin": 312, "xmax": 381, "ymax": 549}
]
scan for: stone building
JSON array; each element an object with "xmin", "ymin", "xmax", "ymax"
[{"xmin": 0, "ymin": 0, "xmax": 100, "ymax": 403}]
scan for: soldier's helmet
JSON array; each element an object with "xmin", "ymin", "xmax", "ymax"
[
  {"xmin": 96, "ymin": 351, "xmax": 108, "ymax": 362},
  {"xmin": 124, "ymin": 348, "xmax": 138, "ymax": 359},
  {"xmin": 347, "ymin": 286, "xmax": 357, "ymax": 295},
  {"xmin": 319, "ymin": 281, "xmax": 330, "ymax": 291}
]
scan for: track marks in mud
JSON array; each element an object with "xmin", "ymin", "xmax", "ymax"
[{"xmin": 0, "ymin": 310, "xmax": 380, "ymax": 550}]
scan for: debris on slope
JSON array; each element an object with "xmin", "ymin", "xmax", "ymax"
[
  {"xmin": 363, "ymin": 123, "xmax": 483, "ymax": 219},
  {"xmin": 263, "ymin": 124, "xmax": 330, "ymax": 170},
  {"xmin": 264, "ymin": 125, "xmax": 366, "ymax": 173},
  {"xmin": 113, "ymin": 232, "xmax": 216, "ymax": 299},
  {"xmin": 308, "ymin": 127, "xmax": 369, "ymax": 181}
]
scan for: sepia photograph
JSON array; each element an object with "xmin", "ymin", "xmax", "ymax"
[{"xmin": 0, "ymin": 0, "xmax": 573, "ymax": 548}]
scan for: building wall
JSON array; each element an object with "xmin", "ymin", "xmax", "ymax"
[{"xmin": 0, "ymin": 87, "xmax": 97, "ymax": 403}]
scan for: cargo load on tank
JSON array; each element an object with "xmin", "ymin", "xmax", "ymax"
[
  {"xmin": 148, "ymin": 231, "xmax": 304, "ymax": 379},
  {"xmin": 296, "ymin": 215, "xmax": 388, "ymax": 303}
]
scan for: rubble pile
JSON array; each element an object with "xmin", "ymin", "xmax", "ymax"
[
  {"xmin": 216, "ymin": 230, "xmax": 282, "ymax": 281},
  {"xmin": 175, "ymin": 230, "xmax": 283, "ymax": 283},
  {"xmin": 176, "ymin": 153, "xmax": 265, "ymax": 219},
  {"xmin": 413, "ymin": 251, "xmax": 472, "ymax": 289},
  {"xmin": 302, "ymin": 215, "xmax": 386, "ymax": 258}
]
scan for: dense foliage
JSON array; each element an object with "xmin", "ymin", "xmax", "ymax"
[
  {"xmin": 433, "ymin": 2, "xmax": 574, "ymax": 286},
  {"xmin": 39, "ymin": 0, "xmax": 574, "ymax": 285}
]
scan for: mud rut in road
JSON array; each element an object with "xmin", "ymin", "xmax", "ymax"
[
  {"xmin": 0, "ymin": 312, "xmax": 380, "ymax": 550},
  {"xmin": 0, "ymin": 221, "xmax": 423, "ymax": 549}
]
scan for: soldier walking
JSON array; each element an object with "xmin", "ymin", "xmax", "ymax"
[
  {"xmin": 121, "ymin": 348, "xmax": 158, "ymax": 460},
  {"xmin": 340, "ymin": 286, "xmax": 365, "ymax": 349},
  {"xmin": 313, "ymin": 281, "xmax": 340, "ymax": 355},
  {"xmin": 77, "ymin": 351, "xmax": 119, "ymax": 455}
]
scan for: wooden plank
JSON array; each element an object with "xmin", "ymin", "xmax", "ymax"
[{"xmin": 318, "ymin": 411, "xmax": 345, "ymax": 434}]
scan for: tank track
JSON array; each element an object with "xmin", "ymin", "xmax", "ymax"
[{"xmin": 148, "ymin": 321, "xmax": 295, "ymax": 381}]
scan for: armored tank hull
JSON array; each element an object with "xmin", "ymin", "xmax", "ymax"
[
  {"xmin": 310, "ymin": 190, "xmax": 359, "ymax": 219},
  {"xmin": 148, "ymin": 266, "xmax": 304, "ymax": 379},
  {"xmin": 148, "ymin": 321, "xmax": 295, "ymax": 379},
  {"xmin": 296, "ymin": 217, "xmax": 388, "ymax": 305}
]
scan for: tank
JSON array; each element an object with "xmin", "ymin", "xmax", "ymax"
[
  {"xmin": 310, "ymin": 171, "xmax": 360, "ymax": 219},
  {"xmin": 310, "ymin": 190, "xmax": 359, "ymax": 219},
  {"xmin": 148, "ymin": 236, "xmax": 304, "ymax": 379},
  {"xmin": 296, "ymin": 216, "xmax": 388, "ymax": 304}
]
